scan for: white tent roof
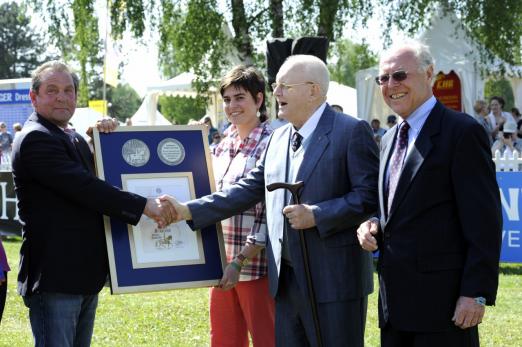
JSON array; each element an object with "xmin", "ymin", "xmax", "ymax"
[
  {"xmin": 327, "ymin": 81, "xmax": 358, "ymax": 117},
  {"xmin": 69, "ymin": 108, "xmax": 104, "ymax": 141},
  {"xmin": 145, "ymin": 72, "xmax": 199, "ymax": 97},
  {"xmin": 356, "ymin": 12, "xmax": 520, "ymax": 123}
]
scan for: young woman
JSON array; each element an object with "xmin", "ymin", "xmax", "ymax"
[{"xmin": 210, "ymin": 65, "xmax": 274, "ymax": 347}]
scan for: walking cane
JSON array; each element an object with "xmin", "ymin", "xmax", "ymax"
[{"xmin": 266, "ymin": 181, "xmax": 322, "ymax": 347}]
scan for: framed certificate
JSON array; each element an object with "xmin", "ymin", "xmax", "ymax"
[{"xmin": 93, "ymin": 125, "xmax": 226, "ymax": 294}]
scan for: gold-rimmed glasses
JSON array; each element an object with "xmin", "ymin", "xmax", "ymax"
[{"xmin": 271, "ymin": 81, "xmax": 315, "ymax": 91}]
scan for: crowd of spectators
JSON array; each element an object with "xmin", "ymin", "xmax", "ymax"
[{"xmin": 472, "ymin": 96, "xmax": 521, "ymax": 160}]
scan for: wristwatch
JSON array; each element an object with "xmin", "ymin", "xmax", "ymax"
[
  {"xmin": 474, "ymin": 297, "xmax": 486, "ymax": 306},
  {"xmin": 235, "ymin": 253, "xmax": 248, "ymax": 267}
]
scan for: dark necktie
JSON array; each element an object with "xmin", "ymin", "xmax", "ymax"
[
  {"xmin": 386, "ymin": 121, "xmax": 410, "ymax": 215},
  {"xmin": 291, "ymin": 132, "xmax": 302, "ymax": 152},
  {"xmin": 64, "ymin": 127, "xmax": 76, "ymax": 143}
]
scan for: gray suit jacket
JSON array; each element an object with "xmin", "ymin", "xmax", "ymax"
[{"xmin": 189, "ymin": 105, "xmax": 379, "ymax": 303}]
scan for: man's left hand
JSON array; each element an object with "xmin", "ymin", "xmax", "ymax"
[
  {"xmin": 452, "ymin": 296, "xmax": 485, "ymax": 329},
  {"xmin": 282, "ymin": 204, "xmax": 316, "ymax": 229},
  {"xmin": 86, "ymin": 118, "xmax": 119, "ymax": 137}
]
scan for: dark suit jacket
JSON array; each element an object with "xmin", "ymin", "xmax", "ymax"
[
  {"xmin": 376, "ymin": 102, "xmax": 502, "ymax": 331},
  {"xmin": 188, "ymin": 105, "xmax": 379, "ymax": 304},
  {"xmin": 12, "ymin": 113, "xmax": 147, "ymax": 296}
]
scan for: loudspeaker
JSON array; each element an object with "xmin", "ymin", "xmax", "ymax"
[
  {"xmin": 266, "ymin": 38, "xmax": 293, "ymax": 86},
  {"xmin": 291, "ymin": 36, "xmax": 328, "ymax": 64},
  {"xmin": 266, "ymin": 36, "xmax": 329, "ymax": 89}
]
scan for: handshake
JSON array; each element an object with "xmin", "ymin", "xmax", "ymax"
[{"xmin": 142, "ymin": 195, "xmax": 193, "ymax": 228}]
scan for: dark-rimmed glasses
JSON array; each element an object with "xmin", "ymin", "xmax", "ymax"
[
  {"xmin": 271, "ymin": 81, "xmax": 314, "ymax": 91},
  {"xmin": 375, "ymin": 70, "xmax": 409, "ymax": 85}
]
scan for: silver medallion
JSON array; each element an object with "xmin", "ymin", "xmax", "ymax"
[
  {"xmin": 157, "ymin": 138, "xmax": 185, "ymax": 166},
  {"xmin": 122, "ymin": 139, "xmax": 150, "ymax": 167}
]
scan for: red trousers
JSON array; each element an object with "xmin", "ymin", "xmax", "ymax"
[{"xmin": 210, "ymin": 276, "xmax": 275, "ymax": 347}]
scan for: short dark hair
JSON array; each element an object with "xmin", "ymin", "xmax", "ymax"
[
  {"xmin": 31, "ymin": 61, "xmax": 79, "ymax": 95},
  {"xmin": 489, "ymin": 96, "xmax": 505, "ymax": 108},
  {"xmin": 387, "ymin": 115, "xmax": 397, "ymax": 123},
  {"xmin": 220, "ymin": 65, "xmax": 267, "ymax": 122}
]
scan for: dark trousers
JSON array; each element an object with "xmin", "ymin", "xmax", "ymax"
[
  {"xmin": 275, "ymin": 262, "xmax": 367, "ymax": 347},
  {"xmin": 23, "ymin": 292, "xmax": 99, "ymax": 347},
  {"xmin": 381, "ymin": 322, "xmax": 480, "ymax": 347},
  {"xmin": 0, "ymin": 271, "xmax": 6, "ymax": 323}
]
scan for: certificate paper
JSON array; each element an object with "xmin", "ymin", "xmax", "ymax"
[
  {"xmin": 93, "ymin": 125, "xmax": 226, "ymax": 294},
  {"xmin": 123, "ymin": 173, "xmax": 205, "ymax": 268}
]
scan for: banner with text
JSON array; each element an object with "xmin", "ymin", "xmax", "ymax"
[
  {"xmin": 0, "ymin": 171, "xmax": 21, "ymax": 236},
  {"xmin": 498, "ymin": 172, "xmax": 522, "ymax": 262}
]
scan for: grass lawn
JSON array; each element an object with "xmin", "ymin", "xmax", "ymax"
[{"xmin": 1, "ymin": 237, "xmax": 521, "ymax": 346}]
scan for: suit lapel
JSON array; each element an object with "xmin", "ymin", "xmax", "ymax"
[
  {"xmin": 379, "ymin": 125, "xmax": 397, "ymax": 225},
  {"xmin": 34, "ymin": 113, "xmax": 93, "ymax": 171},
  {"xmin": 387, "ymin": 102, "xmax": 443, "ymax": 220},
  {"xmin": 74, "ymin": 136, "xmax": 95, "ymax": 173},
  {"xmin": 295, "ymin": 106, "xmax": 332, "ymax": 185}
]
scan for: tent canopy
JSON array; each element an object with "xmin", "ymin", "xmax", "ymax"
[
  {"xmin": 146, "ymin": 72, "xmax": 199, "ymax": 97},
  {"xmin": 356, "ymin": 12, "xmax": 522, "ymax": 124},
  {"xmin": 326, "ymin": 81, "xmax": 358, "ymax": 117},
  {"xmin": 69, "ymin": 108, "xmax": 104, "ymax": 140}
]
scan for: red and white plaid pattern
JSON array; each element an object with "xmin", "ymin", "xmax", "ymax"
[{"xmin": 213, "ymin": 121, "xmax": 272, "ymax": 281}]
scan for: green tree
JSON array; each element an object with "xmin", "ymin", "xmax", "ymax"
[
  {"xmin": 0, "ymin": 2, "xmax": 56, "ymax": 78},
  {"xmin": 379, "ymin": 0, "xmax": 522, "ymax": 66},
  {"xmin": 90, "ymin": 80, "xmax": 141, "ymax": 122},
  {"xmin": 158, "ymin": 95, "xmax": 207, "ymax": 125},
  {"xmin": 31, "ymin": 0, "xmax": 522, "ymax": 96},
  {"xmin": 484, "ymin": 78, "xmax": 515, "ymax": 111},
  {"xmin": 328, "ymin": 39, "xmax": 378, "ymax": 87},
  {"xmin": 29, "ymin": 0, "xmax": 101, "ymax": 106}
]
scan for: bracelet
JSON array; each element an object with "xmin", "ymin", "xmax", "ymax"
[
  {"xmin": 229, "ymin": 261, "xmax": 242, "ymax": 272},
  {"xmin": 235, "ymin": 253, "xmax": 248, "ymax": 267}
]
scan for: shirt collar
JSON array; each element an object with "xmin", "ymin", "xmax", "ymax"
[
  {"xmin": 398, "ymin": 95, "xmax": 436, "ymax": 134},
  {"xmin": 292, "ymin": 102, "xmax": 327, "ymax": 142}
]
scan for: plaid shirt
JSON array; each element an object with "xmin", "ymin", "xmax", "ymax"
[{"xmin": 212, "ymin": 121, "xmax": 272, "ymax": 281}]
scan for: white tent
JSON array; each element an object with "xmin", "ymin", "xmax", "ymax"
[
  {"xmin": 69, "ymin": 108, "xmax": 104, "ymax": 141},
  {"xmin": 133, "ymin": 72, "xmax": 222, "ymax": 126},
  {"xmin": 327, "ymin": 81, "xmax": 358, "ymax": 117},
  {"xmin": 356, "ymin": 12, "xmax": 522, "ymax": 123},
  {"xmin": 131, "ymin": 93, "xmax": 172, "ymax": 126}
]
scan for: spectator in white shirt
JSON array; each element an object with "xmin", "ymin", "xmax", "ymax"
[{"xmin": 491, "ymin": 121, "xmax": 522, "ymax": 157}]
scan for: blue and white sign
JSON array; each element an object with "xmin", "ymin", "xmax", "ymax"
[
  {"xmin": 0, "ymin": 89, "xmax": 31, "ymax": 105},
  {"xmin": 497, "ymin": 172, "xmax": 522, "ymax": 262}
]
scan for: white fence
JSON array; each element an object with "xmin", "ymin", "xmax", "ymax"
[{"xmin": 493, "ymin": 150, "xmax": 522, "ymax": 172}]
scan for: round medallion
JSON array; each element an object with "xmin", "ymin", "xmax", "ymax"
[
  {"xmin": 122, "ymin": 139, "xmax": 150, "ymax": 167},
  {"xmin": 157, "ymin": 138, "xmax": 185, "ymax": 166}
]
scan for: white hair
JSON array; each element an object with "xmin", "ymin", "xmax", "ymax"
[
  {"xmin": 381, "ymin": 39, "xmax": 435, "ymax": 72},
  {"xmin": 281, "ymin": 54, "xmax": 329, "ymax": 96}
]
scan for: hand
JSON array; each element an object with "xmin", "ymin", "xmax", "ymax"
[
  {"xmin": 452, "ymin": 296, "xmax": 485, "ymax": 329},
  {"xmin": 86, "ymin": 117, "xmax": 119, "ymax": 137},
  {"xmin": 143, "ymin": 196, "xmax": 177, "ymax": 228},
  {"xmin": 218, "ymin": 262, "xmax": 241, "ymax": 290},
  {"xmin": 357, "ymin": 218, "xmax": 379, "ymax": 251},
  {"xmin": 282, "ymin": 204, "xmax": 316, "ymax": 229},
  {"xmin": 159, "ymin": 195, "xmax": 192, "ymax": 221}
]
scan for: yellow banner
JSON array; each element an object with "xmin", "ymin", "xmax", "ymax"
[{"xmin": 89, "ymin": 100, "xmax": 107, "ymax": 115}]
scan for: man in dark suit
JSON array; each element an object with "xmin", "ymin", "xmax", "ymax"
[
  {"xmin": 12, "ymin": 61, "xmax": 174, "ymax": 347},
  {"xmin": 165, "ymin": 55, "xmax": 379, "ymax": 346},
  {"xmin": 357, "ymin": 40, "xmax": 502, "ymax": 347}
]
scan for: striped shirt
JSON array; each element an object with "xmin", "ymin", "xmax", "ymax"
[{"xmin": 213, "ymin": 121, "xmax": 272, "ymax": 281}]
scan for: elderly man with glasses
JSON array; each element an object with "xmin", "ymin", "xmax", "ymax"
[
  {"xmin": 164, "ymin": 54, "xmax": 379, "ymax": 347},
  {"xmin": 358, "ymin": 40, "xmax": 502, "ymax": 347}
]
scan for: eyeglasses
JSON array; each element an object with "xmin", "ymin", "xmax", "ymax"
[
  {"xmin": 271, "ymin": 81, "xmax": 314, "ymax": 91},
  {"xmin": 375, "ymin": 70, "xmax": 409, "ymax": 85}
]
